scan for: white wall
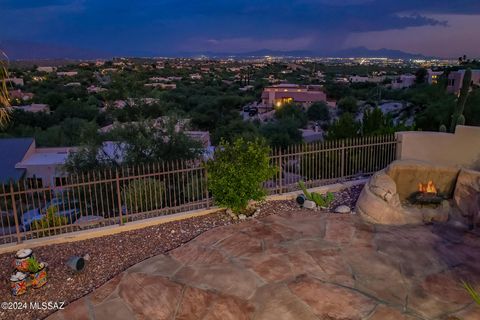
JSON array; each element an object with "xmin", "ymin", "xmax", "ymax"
[{"xmin": 396, "ymin": 126, "xmax": 480, "ymax": 170}]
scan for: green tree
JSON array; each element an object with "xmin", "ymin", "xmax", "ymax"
[
  {"xmin": 260, "ymin": 118, "xmax": 303, "ymax": 149},
  {"xmin": 307, "ymin": 102, "xmax": 330, "ymax": 122},
  {"xmin": 206, "ymin": 138, "xmax": 276, "ymax": 214},
  {"xmin": 362, "ymin": 107, "xmax": 391, "ymax": 135},
  {"xmin": 65, "ymin": 119, "xmax": 202, "ymax": 173},
  {"xmin": 327, "ymin": 113, "xmax": 360, "ymax": 139},
  {"xmin": 274, "ymin": 103, "xmax": 307, "ymax": 127},
  {"xmin": 337, "ymin": 96, "xmax": 358, "ymax": 114},
  {"xmin": 415, "ymin": 68, "xmax": 428, "ymax": 84}
]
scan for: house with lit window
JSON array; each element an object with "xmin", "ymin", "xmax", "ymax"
[
  {"xmin": 427, "ymin": 69, "xmax": 443, "ymax": 85},
  {"xmin": 261, "ymin": 84, "xmax": 328, "ymax": 109},
  {"xmin": 447, "ymin": 69, "xmax": 480, "ymax": 95}
]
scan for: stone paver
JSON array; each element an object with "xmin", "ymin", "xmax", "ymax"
[{"xmin": 49, "ymin": 210, "xmax": 480, "ymax": 320}]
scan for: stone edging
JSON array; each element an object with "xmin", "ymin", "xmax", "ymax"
[{"xmin": 0, "ymin": 178, "xmax": 367, "ymax": 254}]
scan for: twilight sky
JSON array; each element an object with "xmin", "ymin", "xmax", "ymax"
[{"xmin": 1, "ymin": 0, "xmax": 480, "ymax": 58}]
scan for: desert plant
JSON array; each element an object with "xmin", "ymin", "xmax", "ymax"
[
  {"xmin": 31, "ymin": 206, "xmax": 68, "ymax": 236},
  {"xmin": 298, "ymin": 181, "xmax": 334, "ymax": 207},
  {"xmin": 207, "ymin": 138, "xmax": 276, "ymax": 214},
  {"xmin": 439, "ymin": 124, "xmax": 447, "ymax": 132},
  {"xmin": 457, "ymin": 114, "xmax": 465, "ymax": 126},
  {"xmin": 450, "ymin": 68, "xmax": 472, "ymax": 132},
  {"xmin": 463, "ymin": 281, "xmax": 480, "ymax": 306},
  {"xmin": 0, "ymin": 51, "xmax": 11, "ymax": 126},
  {"xmin": 26, "ymin": 257, "xmax": 42, "ymax": 273}
]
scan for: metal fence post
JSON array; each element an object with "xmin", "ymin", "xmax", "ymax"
[
  {"xmin": 204, "ymin": 164, "xmax": 210, "ymax": 209},
  {"xmin": 9, "ymin": 182, "xmax": 22, "ymax": 244},
  {"xmin": 115, "ymin": 170, "xmax": 124, "ymax": 225},
  {"xmin": 340, "ymin": 140, "xmax": 346, "ymax": 179},
  {"xmin": 278, "ymin": 151, "xmax": 283, "ymax": 194}
]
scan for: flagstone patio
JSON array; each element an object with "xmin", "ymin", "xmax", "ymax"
[{"xmin": 47, "ymin": 210, "xmax": 480, "ymax": 320}]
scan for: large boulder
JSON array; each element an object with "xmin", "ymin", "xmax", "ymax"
[
  {"xmin": 454, "ymin": 169, "xmax": 480, "ymax": 220},
  {"xmin": 356, "ymin": 170, "xmax": 422, "ymax": 225},
  {"xmin": 369, "ymin": 171, "xmax": 400, "ymax": 206}
]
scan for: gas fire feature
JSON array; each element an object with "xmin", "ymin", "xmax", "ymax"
[{"xmin": 412, "ymin": 180, "xmax": 444, "ymax": 205}]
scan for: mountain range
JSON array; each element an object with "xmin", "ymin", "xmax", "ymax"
[
  {"xmin": 1, "ymin": 40, "xmax": 435, "ymax": 60},
  {"xmin": 177, "ymin": 47, "xmax": 435, "ymax": 60}
]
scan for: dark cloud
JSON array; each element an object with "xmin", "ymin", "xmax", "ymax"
[{"xmin": 0, "ymin": 0, "xmax": 478, "ymax": 56}]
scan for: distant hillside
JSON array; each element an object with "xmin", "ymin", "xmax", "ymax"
[
  {"xmin": 0, "ymin": 39, "xmax": 434, "ymax": 60},
  {"xmin": 0, "ymin": 40, "xmax": 110, "ymax": 60},
  {"xmin": 177, "ymin": 47, "xmax": 435, "ymax": 60},
  {"xmin": 331, "ymin": 47, "xmax": 434, "ymax": 60}
]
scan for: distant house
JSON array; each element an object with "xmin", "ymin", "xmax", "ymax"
[
  {"xmin": 190, "ymin": 73, "xmax": 202, "ymax": 80},
  {"xmin": 391, "ymin": 75, "xmax": 416, "ymax": 89},
  {"xmin": 36, "ymin": 66, "xmax": 56, "ymax": 73},
  {"xmin": 144, "ymin": 83, "xmax": 177, "ymax": 90},
  {"xmin": 64, "ymin": 82, "xmax": 81, "ymax": 87},
  {"xmin": 239, "ymin": 85, "xmax": 254, "ymax": 92},
  {"xmin": 32, "ymin": 76, "xmax": 47, "ymax": 82},
  {"xmin": 57, "ymin": 71, "xmax": 78, "ymax": 77},
  {"xmin": 0, "ymin": 138, "xmax": 76, "ymax": 186},
  {"xmin": 447, "ymin": 69, "xmax": 480, "ymax": 95},
  {"xmin": 149, "ymin": 77, "xmax": 170, "ymax": 82},
  {"xmin": 87, "ymin": 85, "xmax": 107, "ymax": 93},
  {"xmin": 13, "ymin": 104, "xmax": 50, "ymax": 113},
  {"xmin": 9, "ymin": 89, "xmax": 34, "ymax": 101},
  {"xmin": 261, "ymin": 84, "xmax": 328, "ymax": 109},
  {"xmin": 349, "ymin": 75, "xmax": 385, "ymax": 83},
  {"xmin": 5, "ymin": 77, "xmax": 24, "ymax": 86},
  {"xmin": 300, "ymin": 128, "xmax": 323, "ymax": 143},
  {"xmin": 101, "ymin": 68, "xmax": 118, "ymax": 74},
  {"xmin": 427, "ymin": 69, "xmax": 443, "ymax": 85}
]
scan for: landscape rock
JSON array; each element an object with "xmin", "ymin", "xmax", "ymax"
[
  {"xmin": 238, "ymin": 214, "xmax": 247, "ymax": 221},
  {"xmin": 303, "ymin": 200, "xmax": 317, "ymax": 209},
  {"xmin": 454, "ymin": 168, "xmax": 480, "ymax": 220},
  {"xmin": 334, "ymin": 205, "xmax": 351, "ymax": 214}
]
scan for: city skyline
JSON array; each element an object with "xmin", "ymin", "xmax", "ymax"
[{"xmin": 1, "ymin": 0, "xmax": 480, "ymax": 59}]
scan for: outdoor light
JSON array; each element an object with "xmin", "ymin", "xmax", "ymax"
[
  {"xmin": 296, "ymin": 194, "xmax": 306, "ymax": 205},
  {"xmin": 66, "ymin": 256, "xmax": 86, "ymax": 272}
]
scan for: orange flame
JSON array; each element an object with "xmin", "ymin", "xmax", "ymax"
[{"xmin": 418, "ymin": 180, "xmax": 437, "ymax": 194}]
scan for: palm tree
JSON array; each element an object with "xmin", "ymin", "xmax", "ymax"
[{"xmin": 0, "ymin": 50, "xmax": 11, "ymax": 127}]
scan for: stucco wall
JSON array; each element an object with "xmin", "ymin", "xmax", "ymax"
[{"xmin": 396, "ymin": 126, "xmax": 480, "ymax": 170}]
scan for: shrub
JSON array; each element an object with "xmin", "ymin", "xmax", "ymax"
[
  {"xmin": 207, "ymin": 138, "xmax": 276, "ymax": 214},
  {"xmin": 307, "ymin": 102, "xmax": 330, "ymax": 122},
  {"xmin": 122, "ymin": 178, "xmax": 166, "ymax": 213},
  {"xmin": 31, "ymin": 206, "xmax": 68, "ymax": 236},
  {"xmin": 337, "ymin": 96, "xmax": 358, "ymax": 114}
]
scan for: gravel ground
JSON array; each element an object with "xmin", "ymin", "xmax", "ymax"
[{"xmin": 0, "ymin": 184, "xmax": 364, "ymax": 320}]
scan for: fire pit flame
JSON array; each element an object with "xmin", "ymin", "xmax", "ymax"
[{"xmin": 418, "ymin": 180, "xmax": 437, "ymax": 194}]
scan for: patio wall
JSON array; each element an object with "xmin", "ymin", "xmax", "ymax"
[{"xmin": 396, "ymin": 125, "xmax": 480, "ymax": 170}]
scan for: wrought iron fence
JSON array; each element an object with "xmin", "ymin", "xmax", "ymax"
[{"xmin": 0, "ymin": 134, "xmax": 397, "ymax": 245}]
